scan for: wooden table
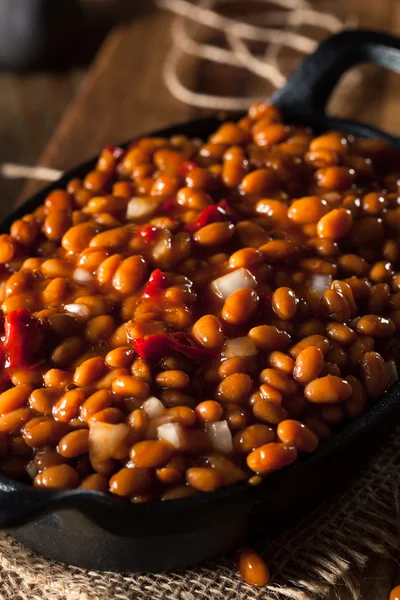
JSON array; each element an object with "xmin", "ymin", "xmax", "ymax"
[{"xmin": 1, "ymin": 1, "xmax": 400, "ymax": 597}]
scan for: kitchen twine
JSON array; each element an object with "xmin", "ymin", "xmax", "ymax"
[{"xmin": 2, "ymin": 3, "xmax": 395, "ymax": 599}]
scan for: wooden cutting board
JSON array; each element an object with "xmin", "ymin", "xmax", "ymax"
[{"xmin": 17, "ymin": 1, "xmax": 400, "ymax": 597}]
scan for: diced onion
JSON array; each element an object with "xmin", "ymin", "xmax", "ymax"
[
  {"xmin": 157, "ymin": 423, "xmax": 185, "ymax": 449},
  {"xmin": 64, "ymin": 303, "xmax": 90, "ymax": 318},
  {"xmin": 89, "ymin": 422, "xmax": 130, "ymax": 461},
  {"xmin": 142, "ymin": 397, "xmax": 165, "ymax": 419},
  {"xmin": 385, "ymin": 360, "xmax": 399, "ymax": 387},
  {"xmin": 223, "ymin": 337, "xmax": 257, "ymax": 358},
  {"xmin": 73, "ymin": 268, "xmax": 93, "ymax": 283},
  {"xmin": 211, "ymin": 268, "xmax": 257, "ymax": 300},
  {"xmin": 309, "ymin": 274, "xmax": 332, "ymax": 295},
  {"xmin": 25, "ymin": 460, "xmax": 38, "ymax": 479},
  {"xmin": 206, "ymin": 421, "xmax": 233, "ymax": 454},
  {"xmin": 127, "ymin": 197, "xmax": 161, "ymax": 220}
]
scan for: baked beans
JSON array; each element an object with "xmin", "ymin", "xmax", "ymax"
[{"xmin": 0, "ymin": 102, "xmax": 398, "ymax": 501}]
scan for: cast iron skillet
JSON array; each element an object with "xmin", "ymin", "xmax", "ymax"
[{"xmin": 1, "ymin": 29, "xmax": 400, "ymax": 573}]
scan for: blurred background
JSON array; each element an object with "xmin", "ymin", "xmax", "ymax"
[{"xmin": 0, "ymin": 0, "xmax": 399, "ymax": 216}]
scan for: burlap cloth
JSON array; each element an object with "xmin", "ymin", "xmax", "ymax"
[{"xmin": 0, "ymin": 429, "xmax": 399, "ymax": 600}]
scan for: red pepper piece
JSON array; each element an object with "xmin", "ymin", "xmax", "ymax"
[
  {"xmin": 179, "ymin": 161, "xmax": 197, "ymax": 177},
  {"xmin": 3, "ymin": 309, "xmax": 43, "ymax": 368},
  {"xmin": 185, "ymin": 203, "xmax": 229, "ymax": 233},
  {"xmin": 136, "ymin": 226, "xmax": 158, "ymax": 244},
  {"xmin": 143, "ymin": 269, "xmax": 168, "ymax": 298},
  {"xmin": 133, "ymin": 333, "xmax": 215, "ymax": 362}
]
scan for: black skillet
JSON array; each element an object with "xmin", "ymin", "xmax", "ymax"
[{"xmin": 1, "ymin": 29, "xmax": 400, "ymax": 573}]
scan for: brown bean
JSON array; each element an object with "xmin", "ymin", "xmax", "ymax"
[
  {"xmin": 58, "ymin": 429, "xmax": 89, "ymax": 458},
  {"xmin": 186, "ymin": 467, "xmax": 223, "ymax": 492},
  {"xmin": 289, "ymin": 335, "xmax": 330, "ymax": 358},
  {"xmin": 222, "ymin": 288, "xmax": 259, "ymax": 325},
  {"xmin": 277, "ymin": 420, "xmax": 319, "ymax": 452},
  {"xmin": 247, "ymin": 442, "xmax": 297, "ymax": 473},
  {"xmin": 129, "ymin": 440, "xmax": 174, "ymax": 468},
  {"xmin": 305, "ymin": 375, "xmax": 352, "ymax": 404},
  {"xmin": 293, "ymin": 346, "xmax": 324, "ymax": 385},
  {"xmin": 233, "ymin": 424, "xmax": 275, "ymax": 453},
  {"xmin": 193, "ymin": 222, "xmax": 235, "ymax": 246},
  {"xmin": 0, "ymin": 385, "xmax": 33, "ymax": 414},
  {"xmin": 288, "ymin": 196, "xmax": 328, "ymax": 224},
  {"xmin": 361, "ymin": 351, "xmax": 388, "ymax": 399},
  {"xmin": 259, "ymin": 369, "xmax": 297, "ymax": 395},
  {"xmin": 192, "ymin": 315, "xmax": 224, "ymax": 348},
  {"xmin": 112, "ymin": 375, "xmax": 149, "ymax": 398},
  {"xmin": 253, "ymin": 400, "xmax": 288, "ymax": 424},
  {"xmin": 272, "ymin": 286, "xmax": 297, "ymax": 320},
  {"xmin": 248, "ymin": 325, "xmax": 291, "ymax": 351},
  {"xmin": 217, "ymin": 373, "xmax": 253, "ymax": 403},
  {"xmin": 356, "ymin": 315, "xmax": 396, "ymax": 338},
  {"xmin": 267, "ymin": 351, "xmax": 294, "ymax": 374},
  {"xmin": 34, "ymin": 464, "xmax": 79, "ymax": 489},
  {"xmin": 317, "ymin": 208, "xmax": 352, "ymax": 240},
  {"xmin": 239, "ymin": 547, "xmax": 270, "ymax": 587},
  {"xmin": 109, "ymin": 467, "xmax": 153, "ymax": 497}
]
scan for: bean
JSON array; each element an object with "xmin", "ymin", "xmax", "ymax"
[
  {"xmin": 247, "ymin": 442, "xmax": 297, "ymax": 473},
  {"xmin": 293, "ymin": 346, "xmax": 324, "ymax": 385},
  {"xmin": 344, "ymin": 375, "xmax": 368, "ymax": 419},
  {"xmin": 217, "ymin": 373, "xmax": 253, "ymax": 403},
  {"xmin": 23, "ymin": 418, "xmax": 68, "ymax": 448},
  {"xmin": 129, "ymin": 440, "xmax": 174, "ymax": 468},
  {"xmin": 0, "ymin": 407, "xmax": 33, "ymax": 433},
  {"xmin": 222, "ymin": 288, "xmax": 259, "ymax": 324},
  {"xmin": 223, "ymin": 404, "xmax": 250, "ymax": 430},
  {"xmin": 58, "ymin": 430, "xmax": 89, "ymax": 457},
  {"xmin": 277, "ymin": 420, "xmax": 318, "ymax": 452},
  {"xmin": 272, "ymin": 286, "xmax": 297, "ymax": 320},
  {"xmin": 259, "ymin": 369, "xmax": 297, "ymax": 395},
  {"xmin": 195, "ymin": 400, "xmax": 223, "ymax": 423},
  {"xmin": 79, "ymin": 473, "xmax": 109, "ymax": 492},
  {"xmin": 34, "ymin": 464, "xmax": 79, "ymax": 489},
  {"xmin": 289, "ymin": 335, "xmax": 330, "ymax": 358},
  {"xmin": 109, "ymin": 467, "xmax": 153, "ymax": 497},
  {"xmin": 53, "ymin": 389, "xmax": 87, "ymax": 422},
  {"xmin": 288, "ymin": 196, "xmax": 328, "ymax": 224},
  {"xmin": 326, "ymin": 322, "xmax": 356, "ymax": 345},
  {"xmin": 112, "ymin": 376, "xmax": 149, "ymax": 398},
  {"xmin": 356, "ymin": 314, "xmax": 396, "ymax": 338},
  {"xmin": 248, "ymin": 325, "xmax": 291, "ymax": 351},
  {"xmin": 194, "ymin": 222, "xmax": 235, "ymax": 246},
  {"xmin": 105, "ymin": 347, "xmax": 134, "ymax": 368},
  {"xmin": 186, "ymin": 467, "xmax": 223, "ymax": 492},
  {"xmin": 267, "ymin": 351, "xmax": 294, "ymax": 374},
  {"xmin": 29, "ymin": 388, "xmax": 59, "ymax": 415},
  {"xmin": 155, "ymin": 370, "xmax": 190, "ymax": 390},
  {"xmin": 259, "ymin": 385, "xmax": 283, "ymax": 404},
  {"xmin": 192, "ymin": 314, "xmax": 224, "ymax": 348},
  {"xmin": 74, "ymin": 357, "xmax": 106, "ymax": 386},
  {"xmin": 305, "ymin": 375, "xmax": 352, "ymax": 404},
  {"xmin": 0, "ymin": 385, "xmax": 33, "ymax": 415},
  {"xmin": 240, "ymin": 168, "xmax": 277, "ymax": 195},
  {"xmin": 233, "ymin": 424, "xmax": 275, "ymax": 453},
  {"xmin": 253, "ymin": 399, "xmax": 288, "ymax": 424},
  {"xmin": 361, "ymin": 351, "xmax": 388, "ymax": 399},
  {"xmin": 317, "ymin": 208, "xmax": 352, "ymax": 240},
  {"xmin": 239, "ymin": 548, "xmax": 270, "ymax": 587}
]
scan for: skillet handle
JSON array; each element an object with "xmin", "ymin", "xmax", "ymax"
[{"xmin": 271, "ymin": 29, "xmax": 400, "ymax": 115}]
